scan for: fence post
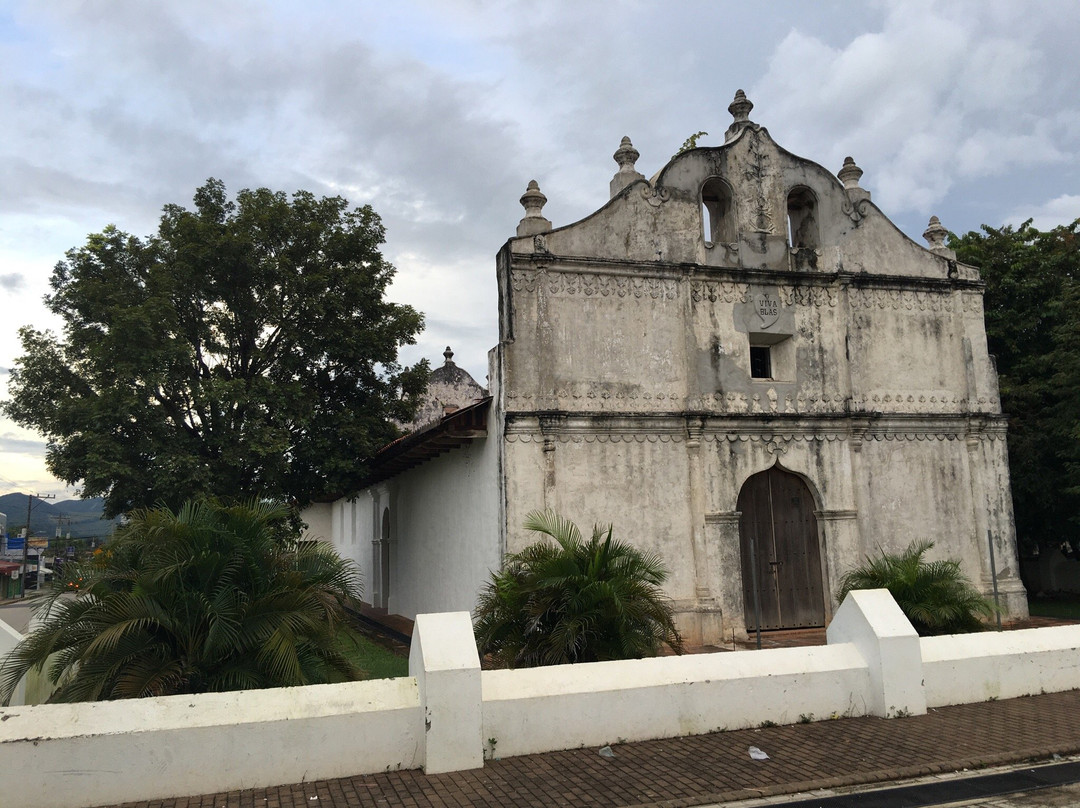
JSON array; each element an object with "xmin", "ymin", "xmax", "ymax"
[
  {"xmin": 409, "ymin": 612, "xmax": 484, "ymax": 773},
  {"xmin": 827, "ymin": 589, "xmax": 927, "ymax": 718}
]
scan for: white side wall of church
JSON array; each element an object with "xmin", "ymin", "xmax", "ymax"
[{"xmin": 388, "ymin": 433, "xmax": 501, "ymax": 618}]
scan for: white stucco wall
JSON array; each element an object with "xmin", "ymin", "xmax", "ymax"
[
  {"xmin": 921, "ymin": 624, "xmax": 1080, "ymax": 707},
  {"xmin": 1, "ymin": 677, "xmax": 422, "ymax": 808},
  {"xmin": 0, "ymin": 617, "xmax": 26, "ymax": 706},
  {"xmin": 389, "ymin": 429, "xmax": 502, "ymax": 618},
  {"xmin": 482, "ymin": 644, "xmax": 869, "ymax": 758},
  {"xmin": 302, "ymin": 501, "xmax": 333, "ymax": 543}
]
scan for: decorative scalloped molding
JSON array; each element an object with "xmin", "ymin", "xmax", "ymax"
[
  {"xmin": 705, "ymin": 432, "xmax": 847, "ymax": 443},
  {"xmin": 511, "ymin": 268, "xmax": 970, "ymax": 317},
  {"xmin": 510, "ymin": 268, "xmax": 679, "ymax": 300},
  {"xmin": 690, "ymin": 279, "xmax": 746, "ymax": 303},
  {"xmin": 504, "ymin": 428, "xmax": 1004, "ymax": 444},
  {"xmin": 503, "ymin": 387, "xmax": 995, "ymax": 415},
  {"xmin": 961, "ymin": 292, "xmax": 984, "ymax": 316},
  {"xmin": 849, "ymin": 287, "xmax": 954, "ymax": 313},
  {"xmin": 505, "ymin": 432, "xmax": 686, "ymax": 444},
  {"xmin": 503, "ymin": 417, "xmax": 1006, "ymax": 445}
]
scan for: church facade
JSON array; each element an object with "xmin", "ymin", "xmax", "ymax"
[{"xmin": 306, "ymin": 91, "xmax": 1027, "ymax": 643}]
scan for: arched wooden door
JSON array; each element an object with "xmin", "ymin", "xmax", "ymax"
[{"xmin": 738, "ymin": 466, "xmax": 825, "ymax": 630}]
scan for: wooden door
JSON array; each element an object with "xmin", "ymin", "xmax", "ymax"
[{"xmin": 738, "ymin": 466, "xmax": 825, "ymax": 630}]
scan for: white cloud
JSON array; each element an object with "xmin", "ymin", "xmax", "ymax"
[
  {"xmin": 752, "ymin": 0, "xmax": 1080, "ymax": 221},
  {"xmin": 1003, "ymin": 194, "xmax": 1080, "ymax": 231}
]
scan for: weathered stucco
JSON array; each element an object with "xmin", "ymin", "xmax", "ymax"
[{"xmin": 495, "ymin": 90, "xmax": 1025, "ymax": 642}]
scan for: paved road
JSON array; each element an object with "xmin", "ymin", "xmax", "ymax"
[
  {"xmin": 936, "ymin": 781, "xmax": 1080, "ymax": 806},
  {"xmin": 707, "ymin": 761, "xmax": 1080, "ymax": 807}
]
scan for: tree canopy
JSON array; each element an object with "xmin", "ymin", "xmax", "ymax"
[
  {"xmin": 0, "ymin": 500, "xmax": 365, "ymax": 704},
  {"xmin": 952, "ymin": 218, "xmax": 1080, "ymax": 555},
  {"xmin": 4, "ymin": 179, "xmax": 427, "ymax": 516}
]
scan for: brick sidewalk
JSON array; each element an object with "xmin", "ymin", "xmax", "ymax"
[{"xmin": 101, "ymin": 689, "xmax": 1080, "ymax": 808}]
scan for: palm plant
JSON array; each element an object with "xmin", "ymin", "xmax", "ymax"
[
  {"xmin": 0, "ymin": 499, "xmax": 364, "ymax": 704},
  {"xmin": 474, "ymin": 510, "xmax": 683, "ymax": 667},
  {"xmin": 836, "ymin": 540, "xmax": 996, "ymax": 636}
]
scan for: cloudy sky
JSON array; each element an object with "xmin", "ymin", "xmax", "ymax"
[{"xmin": 1, "ymin": 0, "xmax": 1078, "ymax": 499}]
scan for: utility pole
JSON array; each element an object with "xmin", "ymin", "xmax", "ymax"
[{"xmin": 20, "ymin": 492, "xmax": 56, "ymax": 597}]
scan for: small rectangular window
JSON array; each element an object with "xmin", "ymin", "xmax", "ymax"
[{"xmin": 750, "ymin": 346, "xmax": 772, "ymax": 379}]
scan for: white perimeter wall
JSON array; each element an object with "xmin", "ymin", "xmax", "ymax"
[
  {"xmin": 922, "ymin": 624, "xmax": 1080, "ymax": 706},
  {"xmin": 5, "ymin": 591, "xmax": 1080, "ymax": 808},
  {"xmin": 482, "ymin": 645, "xmax": 869, "ymax": 758},
  {"xmin": 1, "ymin": 678, "xmax": 422, "ymax": 808}
]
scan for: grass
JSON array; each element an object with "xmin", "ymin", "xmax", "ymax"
[
  {"xmin": 336, "ymin": 627, "xmax": 410, "ymax": 680},
  {"xmin": 1027, "ymin": 597, "xmax": 1080, "ymax": 620}
]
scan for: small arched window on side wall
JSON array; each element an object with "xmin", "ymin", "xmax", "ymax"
[{"xmin": 701, "ymin": 177, "xmax": 736, "ymax": 246}]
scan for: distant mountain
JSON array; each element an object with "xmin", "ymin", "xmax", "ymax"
[
  {"xmin": 54, "ymin": 498, "xmax": 108, "ymax": 515},
  {"xmin": 0, "ymin": 493, "xmax": 119, "ymax": 540}
]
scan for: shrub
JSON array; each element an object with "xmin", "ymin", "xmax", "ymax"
[
  {"xmin": 474, "ymin": 510, "xmax": 683, "ymax": 667},
  {"xmin": 837, "ymin": 540, "xmax": 996, "ymax": 635}
]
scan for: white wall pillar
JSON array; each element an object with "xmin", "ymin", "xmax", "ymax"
[
  {"xmin": 408, "ymin": 611, "xmax": 483, "ymax": 774},
  {"xmin": 826, "ymin": 588, "xmax": 926, "ymax": 718},
  {"xmin": 0, "ymin": 620, "xmax": 26, "ymax": 706}
]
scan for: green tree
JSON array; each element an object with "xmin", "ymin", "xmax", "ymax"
[
  {"xmin": 0, "ymin": 499, "xmax": 364, "ymax": 704},
  {"xmin": 474, "ymin": 510, "xmax": 683, "ymax": 667},
  {"xmin": 3, "ymin": 179, "xmax": 428, "ymax": 517},
  {"xmin": 952, "ymin": 219, "xmax": 1080, "ymax": 556},
  {"xmin": 837, "ymin": 541, "xmax": 995, "ymax": 636}
]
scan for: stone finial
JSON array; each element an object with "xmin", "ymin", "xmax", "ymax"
[
  {"xmin": 516, "ymin": 180, "xmax": 552, "ymax": 237},
  {"xmin": 613, "ymin": 136, "xmax": 640, "ymax": 171},
  {"xmin": 725, "ymin": 89, "xmax": 756, "ymax": 142},
  {"xmin": 443, "ymin": 346, "xmax": 454, "ymax": 365},
  {"xmin": 610, "ymin": 135, "xmax": 645, "ymax": 198},
  {"xmin": 729, "ymin": 89, "xmax": 753, "ymax": 122},
  {"xmin": 923, "ymin": 215, "xmax": 956, "ymax": 259},
  {"xmin": 838, "ymin": 157, "xmax": 864, "ymax": 189}
]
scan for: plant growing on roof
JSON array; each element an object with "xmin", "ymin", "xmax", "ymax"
[
  {"xmin": 473, "ymin": 509, "xmax": 683, "ymax": 667},
  {"xmin": 836, "ymin": 540, "xmax": 996, "ymax": 636}
]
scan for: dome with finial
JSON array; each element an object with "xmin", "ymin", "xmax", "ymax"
[{"xmin": 408, "ymin": 346, "xmax": 488, "ymax": 429}]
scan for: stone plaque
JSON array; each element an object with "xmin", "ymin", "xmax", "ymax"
[{"xmin": 753, "ymin": 290, "xmax": 780, "ymax": 329}]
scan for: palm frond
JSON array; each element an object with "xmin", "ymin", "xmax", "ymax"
[
  {"xmin": 475, "ymin": 511, "xmax": 682, "ymax": 667},
  {"xmin": 837, "ymin": 540, "xmax": 996, "ymax": 635},
  {"xmin": 1, "ymin": 498, "xmax": 365, "ymax": 705}
]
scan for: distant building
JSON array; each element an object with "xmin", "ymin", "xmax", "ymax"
[{"xmin": 305, "ymin": 91, "xmax": 1026, "ymax": 643}]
